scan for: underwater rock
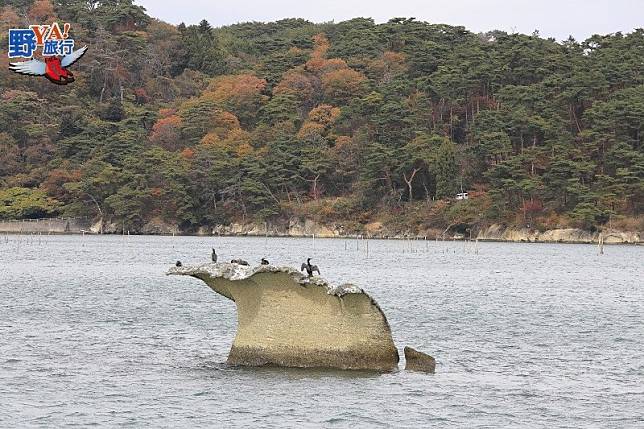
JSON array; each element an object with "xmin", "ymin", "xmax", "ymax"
[
  {"xmin": 167, "ymin": 263, "xmax": 399, "ymax": 371},
  {"xmin": 404, "ymin": 346, "xmax": 436, "ymax": 373}
]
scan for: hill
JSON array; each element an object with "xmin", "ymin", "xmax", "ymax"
[{"xmin": 1, "ymin": 0, "xmax": 642, "ymax": 235}]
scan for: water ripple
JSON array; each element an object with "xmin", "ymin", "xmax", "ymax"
[{"xmin": 1, "ymin": 236, "xmax": 643, "ymax": 427}]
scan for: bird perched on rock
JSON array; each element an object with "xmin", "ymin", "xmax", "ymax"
[
  {"xmin": 231, "ymin": 259, "xmax": 250, "ymax": 266},
  {"xmin": 301, "ymin": 258, "xmax": 320, "ymax": 277},
  {"xmin": 175, "ymin": 261, "xmax": 182, "ymax": 267},
  {"xmin": 261, "ymin": 258, "xmax": 269, "ymax": 265},
  {"xmin": 211, "ymin": 248, "xmax": 217, "ymax": 262}
]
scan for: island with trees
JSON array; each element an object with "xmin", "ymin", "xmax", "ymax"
[{"xmin": 1, "ymin": 1, "xmax": 642, "ymax": 240}]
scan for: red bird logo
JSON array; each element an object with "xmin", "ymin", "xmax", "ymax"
[{"xmin": 9, "ymin": 46, "xmax": 87, "ymax": 85}]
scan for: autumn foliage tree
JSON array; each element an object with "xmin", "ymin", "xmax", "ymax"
[
  {"xmin": 149, "ymin": 115, "xmax": 182, "ymax": 150},
  {"xmin": 203, "ymin": 74, "xmax": 268, "ymax": 127},
  {"xmin": 0, "ymin": 2, "xmax": 641, "ymax": 234}
]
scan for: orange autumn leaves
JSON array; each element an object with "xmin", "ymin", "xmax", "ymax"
[
  {"xmin": 147, "ymin": 32, "xmax": 375, "ymax": 156},
  {"xmin": 203, "ymin": 74, "xmax": 268, "ymax": 125},
  {"xmin": 297, "ymin": 104, "xmax": 341, "ymax": 141},
  {"xmin": 281, "ymin": 34, "xmax": 369, "ymax": 106},
  {"xmin": 149, "ymin": 111, "xmax": 182, "ymax": 150},
  {"xmin": 273, "ymin": 70, "xmax": 316, "ymax": 107},
  {"xmin": 148, "ymin": 84, "xmax": 255, "ymax": 156},
  {"xmin": 320, "ymin": 68, "xmax": 367, "ymax": 104},
  {"xmin": 195, "ymin": 100, "xmax": 252, "ymax": 156},
  {"xmin": 366, "ymin": 51, "xmax": 408, "ymax": 84},
  {"xmin": 201, "ymin": 127, "xmax": 253, "ymax": 157},
  {"xmin": 26, "ymin": 0, "xmax": 57, "ymax": 22}
]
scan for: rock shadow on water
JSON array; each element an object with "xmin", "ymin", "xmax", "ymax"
[
  {"xmin": 229, "ymin": 363, "xmax": 389, "ymax": 380},
  {"xmin": 191, "ymin": 357, "xmax": 387, "ymax": 380}
]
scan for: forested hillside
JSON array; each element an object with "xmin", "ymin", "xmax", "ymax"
[{"xmin": 1, "ymin": 0, "xmax": 642, "ymax": 234}]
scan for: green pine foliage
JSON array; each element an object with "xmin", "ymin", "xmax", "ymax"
[{"xmin": 0, "ymin": 1, "xmax": 642, "ymax": 233}]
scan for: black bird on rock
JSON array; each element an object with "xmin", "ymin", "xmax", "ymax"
[
  {"xmin": 301, "ymin": 258, "xmax": 320, "ymax": 277},
  {"xmin": 211, "ymin": 248, "xmax": 217, "ymax": 262},
  {"xmin": 231, "ymin": 258, "xmax": 250, "ymax": 266},
  {"xmin": 175, "ymin": 261, "xmax": 182, "ymax": 267},
  {"xmin": 261, "ymin": 258, "xmax": 269, "ymax": 265}
]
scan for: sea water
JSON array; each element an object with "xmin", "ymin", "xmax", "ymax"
[{"xmin": 1, "ymin": 235, "xmax": 642, "ymax": 427}]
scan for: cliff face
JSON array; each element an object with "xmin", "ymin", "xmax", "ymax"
[
  {"xmin": 167, "ymin": 263, "xmax": 399, "ymax": 371},
  {"xmin": 204, "ymin": 218, "xmax": 341, "ymax": 238},
  {"xmin": 6, "ymin": 216, "xmax": 640, "ymax": 245},
  {"xmin": 476, "ymin": 224, "xmax": 641, "ymax": 244}
]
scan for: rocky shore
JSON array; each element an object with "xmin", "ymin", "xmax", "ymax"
[
  {"xmin": 476, "ymin": 224, "xmax": 641, "ymax": 244},
  {"xmin": 2, "ymin": 216, "xmax": 640, "ymax": 244},
  {"xmin": 137, "ymin": 217, "xmax": 642, "ymax": 244}
]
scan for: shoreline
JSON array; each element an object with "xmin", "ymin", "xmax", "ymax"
[
  {"xmin": 0, "ymin": 217, "xmax": 640, "ymax": 245},
  {"xmin": 2, "ymin": 230, "xmax": 641, "ymax": 246}
]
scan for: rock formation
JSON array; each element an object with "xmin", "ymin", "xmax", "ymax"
[
  {"xmin": 404, "ymin": 346, "xmax": 436, "ymax": 373},
  {"xmin": 167, "ymin": 263, "xmax": 399, "ymax": 371},
  {"xmin": 477, "ymin": 224, "xmax": 641, "ymax": 244}
]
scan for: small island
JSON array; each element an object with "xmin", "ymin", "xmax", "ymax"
[{"xmin": 168, "ymin": 263, "xmax": 400, "ymax": 371}]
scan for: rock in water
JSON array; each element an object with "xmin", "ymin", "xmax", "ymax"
[
  {"xmin": 404, "ymin": 346, "xmax": 436, "ymax": 373},
  {"xmin": 167, "ymin": 263, "xmax": 399, "ymax": 371}
]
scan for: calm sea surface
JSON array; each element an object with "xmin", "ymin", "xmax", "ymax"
[{"xmin": 1, "ymin": 235, "xmax": 642, "ymax": 427}]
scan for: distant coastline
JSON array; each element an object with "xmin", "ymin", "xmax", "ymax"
[{"xmin": 1, "ymin": 217, "xmax": 640, "ymax": 245}]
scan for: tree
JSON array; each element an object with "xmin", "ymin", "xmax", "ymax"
[
  {"xmin": 397, "ymin": 133, "xmax": 436, "ymax": 202},
  {"xmin": 0, "ymin": 9, "xmax": 641, "ymax": 233},
  {"xmin": 149, "ymin": 115, "xmax": 182, "ymax": 150},
  {"xmin": 0, "ymin": 187, "xmax": 61, "ymax": 219},
  {"xmin": 434, "ymin": 139, "xmax": 458, "ymax": 199},
  {"xmin": 203, "ymin": 74, "xmax": 269, "ymax": 127},
  {"xmin": 273, "ymin": 68, "xmax": 317, "ymax": 112},
  {"xmin": 321, "ymin": 68, "xmax": 368, "ymax": 104}
]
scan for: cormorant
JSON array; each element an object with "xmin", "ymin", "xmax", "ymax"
[
  {"xmin": 175, "ymin": 261, "xmax": 182, "ymax": 267},
  {"xmin": 211, "ymin": 248, "xmax": 217, "ymax": 262},
  {"xmin": 261, "ymin": 258, "xmax": 269, "ymax": 265},
  {"xmin": 301, "ymin": 258, "xmax": 320, "ymax": 277},
  {"xmin": 231, "ymin": 258, "xmax": 250, "ymax": 266}
]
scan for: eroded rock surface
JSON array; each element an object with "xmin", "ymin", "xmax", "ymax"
[
  {"xmin": 167, "ymin": 263, "xmax": 399, "ymax": 371},
  {"xmin": 477, "ymin": 224, "xmax": 641, "ymax": 244},
  {"xmin": 404, "ymin": 346, "xmax": 436, "ymax": 373}
]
